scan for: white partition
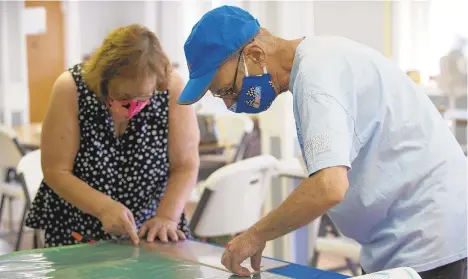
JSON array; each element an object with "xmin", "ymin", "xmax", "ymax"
[
  {"xmin": 236, "ymin": 1, "xmax": 315, "ymax": 263},
  {"xmin": 0, "ymin": 0, "xmax": 29, "ymax": 127}
]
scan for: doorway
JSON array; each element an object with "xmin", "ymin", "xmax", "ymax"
[{"xmin": 25, "ymin": 1, "xmax": 65, "ymax": 123}]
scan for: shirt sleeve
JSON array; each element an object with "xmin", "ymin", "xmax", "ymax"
[{"xmin": 296, "ymin": 91, "xmax": 356, "ymax": 176}]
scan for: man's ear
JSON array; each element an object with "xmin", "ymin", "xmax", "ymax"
[{"xmin": 243, "ymin": 43, "xmax": 266, "ymax": 67}]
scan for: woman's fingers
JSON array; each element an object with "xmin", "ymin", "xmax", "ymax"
[
  {"xmin": 122, "ymin": 213, "xmax": 139, "ymax": 245},
  {"xmin": 167, "ymin": 229, "xmax": 179, "ymax": 242},
  {"xmin": 147, "ymin": 226, "xmax": 159, "ymax": 242},
  {"xmin": 106, "ymin": 223, "xmax": 125, "ymax": 236},
  {"xmin": 105, "ymin": 212, "xmax": 186, "ymax": 245},
  {"xmin": 138, "ymin": 223, "xmax": 149, "ymax": 239},
  {"xmin": 158, "ymin": 227, "xmax": 169, "ymax": 243},
  {"xmin": 176, "ymin": 230, "xmax": 186, "ymax": 241},
  {"xmin": 126, "ymin": 210, "xmax": 137, "ymax": 228}
]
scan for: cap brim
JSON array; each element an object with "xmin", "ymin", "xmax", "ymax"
[{"xmin": 177, "ymin": 69, "xmax": 216, "ymax": 105}]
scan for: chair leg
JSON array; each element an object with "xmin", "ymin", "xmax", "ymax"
[
  {"xmin": 0, "ymin": 194, "xmax": 5, "ymax": 227},
  {"xmin": 4, "ymin": 168, "xmax": 12, "ymax": 183},
  {"xmin": 345, "ymin": 258, "xmax": 360, "ymax": 276},
  {"xmin": 8, "ymin": 196, "xmax": 14, "ymax": 231},
  {"xmin": 33, "ymin": 230, "xmax": 39, "ymax": 249},
  {"xmin": 309, "ymin": 250, "xmax": 320, "ymax": 267},
  {"xmin": 15, "ymin": 205, "xmax": 28, "ymax": 251}
]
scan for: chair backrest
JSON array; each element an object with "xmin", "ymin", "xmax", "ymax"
[
  {"xmin": 299, "ymin": 155, "xmax": 309, "ymax": 175},
  {"xmin": 0, "ymin": 125, "xmax": 24, "ymax": 169},
  {"xmin": 277, "ymin": 157, "xmax": 308, "ymax": 179},
  {"xmin": 214, "ymin": 114, "xmax": 254, "ymax": 146},
  {"xmin": 191, "ymin": 155, "xmax": 279, "ymax": 237},
  {"xmin": 16, "ymin": 150, "xmax": 43, "ymax": 202},
  {"xmin": 214, "ymin": 114, "xmax": 254, "ymax": 161},
  {"xmin": 197, "ymin": 115, "xmax": 219, "ymax": 144}
]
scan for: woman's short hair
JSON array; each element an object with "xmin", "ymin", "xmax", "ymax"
[{"xmin": 83, "ymin": 24, "xmax": 172, "ymax": 99}]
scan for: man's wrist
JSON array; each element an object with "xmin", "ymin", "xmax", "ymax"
[{"xmin": 248, "ymin": 224, "xmax": 269, "ymax": 243}]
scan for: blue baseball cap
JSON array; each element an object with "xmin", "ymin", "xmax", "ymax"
[{"xmin": 177, "ymin": 5, "xmax": 260, "ymax": 105}]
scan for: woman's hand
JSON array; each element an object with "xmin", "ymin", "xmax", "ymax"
[
  {"xmin": 98, "ymin": 199, "xmax": 139, "ymax": 245},
  {"xmin": 138, "ymin": 216, "xmax": 186, "ymax": 243}
]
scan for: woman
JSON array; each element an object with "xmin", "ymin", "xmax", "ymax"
[{"xmin": 25, "ymin": 24, "xmax": 200, "ymax": 247}]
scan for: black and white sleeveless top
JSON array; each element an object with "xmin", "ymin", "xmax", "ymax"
[{"xmin": 26, "ymin": 64, "xmax": 191, "ymax": 247}]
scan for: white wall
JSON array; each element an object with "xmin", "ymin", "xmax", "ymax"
[
  {"xmin": 0, "ymin": 0, "xmax": 29, "ymax": 126},
  {"xmin": 63, "ymin": 1, "xmax": 148, "ymax": 68},
  {"xmin": 1, "ymin": 0, "xmax": 458, "ymax": 124},
  {"xmin": 427, "ymin": 0, "xmax": 468, "ymax": 76},
  {"xmin": 314, "ymin": 1, "xmax": 389, "ymax": 55},
  {"xmin": 238, "ymin": 1, "xmax": 314, "ymax": 263},
  {"xmin": 392, "ymin": 1, "xmax": 432, "ymax": 75}
]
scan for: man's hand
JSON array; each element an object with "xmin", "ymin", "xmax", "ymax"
[
  {"xmin": 98, "ymin": 199, "xmax": 139, "ymax": 245},
  {"xmin": 138, "ymin": 216, "xmax": 186, "ymax": 243},
  {"xmin": 221, "ymin": 229, "xmax": 266, "ymax": 277}
]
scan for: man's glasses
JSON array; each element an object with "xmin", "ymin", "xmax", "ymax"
[{"xmin": 212, "ymin": 52, "xmax": 243, "ymax": 99}]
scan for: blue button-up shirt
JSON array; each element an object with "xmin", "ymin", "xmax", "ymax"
[{"xmin": 291, "ymin": 36, "xmax": 467, "ymax": 273}]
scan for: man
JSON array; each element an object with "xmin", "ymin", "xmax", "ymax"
[{"xmin": 178, "ymin": 5, "xmax": 467, "ymax": 279}]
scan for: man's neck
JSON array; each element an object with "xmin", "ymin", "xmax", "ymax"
[{"xmin": 273, "ymin": 37, "xmax": 304, "ymax": 93}]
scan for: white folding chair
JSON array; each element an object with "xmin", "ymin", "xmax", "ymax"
[
  {"xmin": 189, "ymin": 155, "xmax": 279, "ymax": 238},
  {"xmin": 201, "ymin": 114, "xmax": 254, "ymax": 164},
  {"xmin": 194, "ymin": 114, "xmax": 256, "ymax": 202},
  {"xmin": 310, "ymin": 214, "xmax": 361, "ymax": 276},
  {"xmin": 277, "ymin": 156, "xmax": 361, "ymax": 275},
  {"xmin": 14, "ymin": 149, "xmax": 43, "ymax": 250},
  {"xmin": 0, "ymin": 125, "xmax": 26, "ymax": 232}
]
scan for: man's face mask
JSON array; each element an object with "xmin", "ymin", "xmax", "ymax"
[
  {"xmin": 107, "ymin": 97, "xmax": 150, "ymax": 120},
  {"xmin": 227, "ymin": 54, "xmax": 277, "ymax": 114}
]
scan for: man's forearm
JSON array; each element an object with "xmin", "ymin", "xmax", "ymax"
[
  {"xmin": 156, "ymin": 168, "xmax": 198, "ymax": 221},
  {"xmin": 250, "ymin": 175, "xmax": 345, "ymax": 242}
]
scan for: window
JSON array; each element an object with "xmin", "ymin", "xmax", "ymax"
[{"xmin": 427, "ymin": 0, "xmax": 468, "ymax": 76}]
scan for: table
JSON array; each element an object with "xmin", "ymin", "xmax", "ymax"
[
  {"xmin": 12, "ymin": 123, "xmax": 234, "ymax": 153},
  {"xmin": 13, "ymin": 123, "xmax": 42, "ymax": 149},
  {"xmin": 0, "ymin": 239, "xmax": 348, "ymax": 279}
]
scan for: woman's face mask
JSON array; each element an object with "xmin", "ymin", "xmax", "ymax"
[
  {"xmin": 106, "ymin": 77, "xmax": 156, "ymax": 120},
  {"xmin": 227, "ymin": 54, "xmax": 277, "ymax": 114},
  {"xmin": 107, "ymin": 97, "xmax": 150, "ymax": 120}
]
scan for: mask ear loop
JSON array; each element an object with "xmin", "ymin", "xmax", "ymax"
[
  {"xmin": 243, "ymin": 53, "xmax": 269, "ymax": 76},
  {"xmin": 242, "ymin": 53, "xmax": 268, "ymax": 77},
  {"xmin": 242, "ymin": 53, "xmax": 249, "ymax": 77}
]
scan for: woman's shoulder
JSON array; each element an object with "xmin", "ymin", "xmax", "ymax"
[
  {"xmin": 66, "ymin": 63, "xmax": 86, "ymax": 87},
  {"xmin": 166, "ymin": 70, "xmax": 186, "ymax": 99},
  {"xmin": 54, "ymin": 70, "xmax": 79, "ymax": 97},
  {"xmin": 42, "ymin": 71, "xmax": 80, "ymax": 125},
  {"xmin": 152, "ymin": 71, "xmax": 184, "ymax": 103}
]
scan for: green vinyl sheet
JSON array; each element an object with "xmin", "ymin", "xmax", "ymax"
[{"xmin": 0, "ymin": 241, "xmax": 291, "ymax": 279}]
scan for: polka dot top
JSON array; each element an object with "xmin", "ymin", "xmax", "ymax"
[{"xmin": 26, "ymin": 64, "xmax": 191, "ymax": 247}]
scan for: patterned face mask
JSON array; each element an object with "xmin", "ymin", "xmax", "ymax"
[
  {"xmin": 227, "ymin": 55, "xmax": 277, "ymax": 114},
  {"xmin": 107, "ymin": 97, "xmax": 150, "ymax": 120}
]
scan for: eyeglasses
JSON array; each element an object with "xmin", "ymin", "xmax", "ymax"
[
  {"xmin": 212, "ymin": 52, "xmax": 243, "ymax": 99},
  {"xmin": 110, "ymin": 90, "xmax": 156, "ymax": 102}
]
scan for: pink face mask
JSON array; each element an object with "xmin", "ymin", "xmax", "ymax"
[{"xmin": 107, "ymin": 97, "xmax": 150, "ymax": 120}]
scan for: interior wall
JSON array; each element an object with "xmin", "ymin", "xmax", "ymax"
[
  {"xmin": 0, "ymin": 0, "xmax": 29, "ymax": 126},
  {"xmin": 77, "ymin": 1, "xmax": 147, "ymax": 62},
  {"xmin": 313, "ymin": 1, "xmax": 389, "ymax": 55}
]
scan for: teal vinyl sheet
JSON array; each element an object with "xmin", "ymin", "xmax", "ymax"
[{"xmin": 0, "ymin": 241, "xmax": 291, "ymax": 279}]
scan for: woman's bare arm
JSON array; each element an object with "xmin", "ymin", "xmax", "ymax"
[
  {"xmin": 41, "ymin": 71, "xmax": 115, "ymax": 218},
  {"xmin": 155, "ymin": 71, "xmax": 200, "ymax": 221}
]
